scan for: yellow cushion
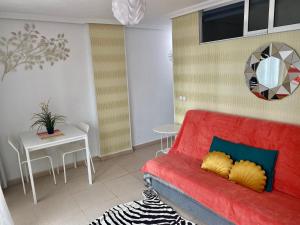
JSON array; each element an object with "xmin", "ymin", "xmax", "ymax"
[
  {"xmin": 229, "ymin": 160, "xmax": 267, "ymax": 192},
  {"xmin": 201, "ymin": 151, "xmax": 233, "ymax": 178}
]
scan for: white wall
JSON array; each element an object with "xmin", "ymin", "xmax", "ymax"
[
  {"xmin": 0, "ymin": 19, "xmax": 99, "ymax": 181},
  {"xmin": 125, "ymin": 27, "xmax": 174, "ymax": 146}
]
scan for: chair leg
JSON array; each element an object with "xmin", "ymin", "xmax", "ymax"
[
  {"xmin": 56, "ymin": 151, "xmax": 60, "ymax": 175},
  {"xmin": 74, "ymin": 153, "xmax": 77, "ymax": 168},
  {"xmin": 90, "ymin": 156, "xmax": 95, "ymax": 174},
  {"xmin": 47, "ymin": 155, "xmax": 52, "ymax": 175},
  {"xmin": 23, "ymin": 163, "xmax": 29, "ymax": 183},
  {"xmin": 19, "ymin": 163, "xmax": 26, "ymax": 195},
  {"xmin": 47, "ymin": 157, "xmax": 56, "ymax": 185},
  {"xmin": 63, "ymin": 154, "xmax": 67, "ymax": 184}
]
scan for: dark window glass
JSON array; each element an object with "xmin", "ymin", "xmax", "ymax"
[
  {"xmin": 248, "ymin": 0, "xmax": 269, "ymax": 31},
  {"xmin": 274, "ymin": 0, "xmax": 300, "ymax": 27},
  {"xmin": 202, "ymin": 2, "xmax": 244, "ymax": 43}
]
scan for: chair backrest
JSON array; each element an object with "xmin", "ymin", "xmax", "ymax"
[{"xmin": 77, "ymin": 122, "xmax": 89, "ymax": 133}]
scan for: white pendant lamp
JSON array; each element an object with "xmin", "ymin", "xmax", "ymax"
[{"xmin": 112, "ymin": 0, "xmax": 146, "ymax": 26}]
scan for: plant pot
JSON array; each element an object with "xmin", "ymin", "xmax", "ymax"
[{"xmin": 47, "ymin": 127, "xmax": 54, "ymax": 134}]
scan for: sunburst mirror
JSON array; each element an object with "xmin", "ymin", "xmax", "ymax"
[{"xmin": 244, "ymin": 42, "xmax": 300, "ymax": 100}]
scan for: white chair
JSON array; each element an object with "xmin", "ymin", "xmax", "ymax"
[
  {"xmin": 8, "ymin": 136, "xmax": 57, "ymax": 195},
  {"xmin": 57, "ymin": 122, "xmax": 95, "ymax": 183}
]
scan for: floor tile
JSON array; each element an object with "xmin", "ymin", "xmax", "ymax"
[
  {"xmin": 72, "ymin": 181, "xmax": 117, "ymax": 210},
  {"xmin": 8, "ymin": 199, "xmax": 37, "ymax": 225},
  {"xmin": 103, "ymin": 174, "xmax": 144, "ymax": 198},
  {"xmin": 94, "ymin": 161, "xmax": 129, "ymax": 182},
  {"xmin": 130, "ymin": 171, "xmax": 145, "ymax": 183},
  {"xmin": 33, "ymin": 193, "xmax": 80, "ymax": 223},
  {"xmin": 82, "ymin": 198, "xmax": 121, "ymax": 223},
  {"xmin": 46, "ymin": 210, "xmax": 87, "ymax": 225}
]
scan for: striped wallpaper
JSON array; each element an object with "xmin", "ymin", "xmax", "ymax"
[
  {"xmin": 89, "ymin": 24, "xmax": 132, "ymax": 156},
  {"xmin": 173, "ymin": 12, "xmax": 300, "ymax": 125}
]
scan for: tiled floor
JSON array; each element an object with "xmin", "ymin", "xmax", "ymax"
[{"xmin": 4, "ymin": 143, "xmax": 205, "ymax": 225}]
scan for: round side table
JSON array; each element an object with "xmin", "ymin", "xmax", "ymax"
[{"xmin": 153, "ymin": 124, "xmax": 181, "ymax": 157}]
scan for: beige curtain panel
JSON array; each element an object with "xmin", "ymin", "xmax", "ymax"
[{"xmin": 89, "ymin": 24, "xmax": 132, "ymax": 156}]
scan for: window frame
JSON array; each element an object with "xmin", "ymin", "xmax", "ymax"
[
  {"xmin": 199, "ymin": 0, "xmax": 245, "ymax": 44},
  {"xmin": 243, "ymin": 0, "xmax": 268, "ymax": 36},
  {"xmin": 268, "ymin": 0, "xmax": 300, "ymax": 34},
  {"xmin": 200, "ymin": 0, "xmax": 300, "ymax": 44}
]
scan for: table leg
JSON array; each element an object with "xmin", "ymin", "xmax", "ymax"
[
  {"xmin": 84, "ymin": 136, "xmax": 92, "ymax": 185},
  {"xmin": 25, "ymin": 148, "xmax": 37, "ymax": 204}
]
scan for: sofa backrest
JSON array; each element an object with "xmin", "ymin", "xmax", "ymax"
[{"xmin": 170, "ymin": 110, "xmax": 300, "ymax": 198}]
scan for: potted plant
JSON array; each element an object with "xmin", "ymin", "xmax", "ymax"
[{"xmin": 31, "ymin": 100, "xmax": 65, "ymax": 134}]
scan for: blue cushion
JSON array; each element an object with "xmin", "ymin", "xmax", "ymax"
[{"xmin": 209, "ymin": 136, "xmax": 278, "ymax": 192}]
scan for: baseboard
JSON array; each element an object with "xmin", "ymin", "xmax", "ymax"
[
  {"xmin": 133, "ymin": 139, "xmax": 161, "ymax": 151},
  {"xmin": 99, "ymin": 139, "xmax": 162, "ymax": 159},
  {"xmin": 100, "ymin": 148, "xmax": 133, "ymax": 160}
]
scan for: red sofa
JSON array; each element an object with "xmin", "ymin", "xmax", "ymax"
[{"xmin": 142, "ymin": 110, "xmax": 300, "ymax": 225}]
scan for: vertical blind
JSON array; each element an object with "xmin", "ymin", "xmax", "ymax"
[{"xmin": 89, "ymin": 24, "xmax": 132, "ymax": 156}]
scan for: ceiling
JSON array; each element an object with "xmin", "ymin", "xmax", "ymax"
[{"xmin": 0, "ymin": 0, "xmax": 206, "ymax": 27}]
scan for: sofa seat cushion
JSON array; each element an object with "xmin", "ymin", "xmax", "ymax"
[{"xmin": 141, "ymin": 153, "xmax": 300, "ymax": 225}]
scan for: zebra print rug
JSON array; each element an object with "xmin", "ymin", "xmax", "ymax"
[{"xmin": 90, "ymin": 189, "xmax": 196, "ymax": 225}]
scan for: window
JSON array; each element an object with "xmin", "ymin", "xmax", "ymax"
[
  {"xmin": 246, "ymin": 0, "xmax": 300, "ymax": 34},
  {"xmin": 199, "ymin": 0, "xmax": 300, "ymax": 43},
  {"xmin": 201, "ymin": 2, "xmax": 244, "ymax": 43},
  {"xmin": 244, "ymin": 0, "xmax": 269, "ymax": 35},
  {"xmin": 274, "ymin": 0, "xmax": 300, "ymax": 27}
]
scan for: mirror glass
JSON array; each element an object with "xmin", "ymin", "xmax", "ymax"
[
  {"xmin": 244, "ymin": 42, "xmax": 300, "ymax": 100},
  {"xmin": 256, "ymin": 57, "xmax": 287, "ymax": 89}
]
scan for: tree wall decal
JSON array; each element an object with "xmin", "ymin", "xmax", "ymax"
[{"xmin": 0, "ymin": 24, "xmax": 70, "ymax": 81}]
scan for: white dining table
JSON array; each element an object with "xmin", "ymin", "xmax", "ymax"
[{"xmin": 19, "ymin": 124, "xmax": 93, "ymax": 204}]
